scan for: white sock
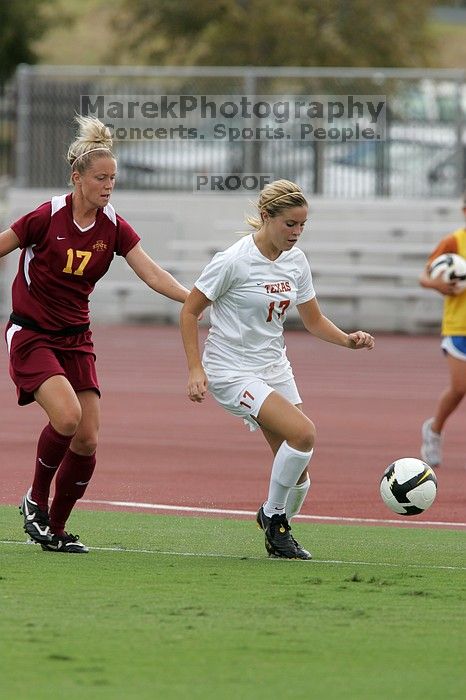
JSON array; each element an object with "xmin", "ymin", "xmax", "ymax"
[
  {"xmin": 285, "ymin": 477, "xmax": 311, "ymax": 521},
  {"xmin": 263, "ymin": 442, "xmax": 313, "ymax": 518}
]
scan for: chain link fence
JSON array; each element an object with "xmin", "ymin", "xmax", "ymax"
[
  {"xmin": 4, "ymin": 65, "xmax": 466, "ymax": 198},
  {"xmin": 0, "ymin": 80, "xmax": 14, "ymax": 184}
]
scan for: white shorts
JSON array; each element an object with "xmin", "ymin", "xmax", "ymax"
[{"xmin": 207, "ymin": 363, "xmax": 302, "ymax": 431}]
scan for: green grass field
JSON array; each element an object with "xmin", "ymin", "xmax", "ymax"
[{"xmin": 1, "ymin": 505, "xmax": 464, "ymax": 700}]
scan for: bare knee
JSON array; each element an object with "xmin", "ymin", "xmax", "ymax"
[
  {"xmin": 52, "ymin": 406, "xmax": 82, "ymax": 436},
  {"xmin": 450, "ymin": 386, "xmax": 466, "ymax": 402},
  {"xmin": 289, "ymin": 418, "xmax": 316, "ymax": 453},
  {"xmin": 71, "ymin": 433, "xmax": 98, "ymax": 456},
  {"xmin": 35, "ymin": 377, "xmax": 82, "ymax": 436}
]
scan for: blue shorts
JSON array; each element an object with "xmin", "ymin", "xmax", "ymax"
[{"xmin": 441, "ymin": 336, "xmax": 466, "ymax": 361}]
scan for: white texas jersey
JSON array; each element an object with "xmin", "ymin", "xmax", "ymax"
[{"xmin": 195, "ymin": 234, "xmax": 315, "ymax": 374}]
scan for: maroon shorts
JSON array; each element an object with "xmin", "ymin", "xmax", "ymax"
[{"xmin": 5, "ymin": 323, "xmax": 100, "ymax": 406}]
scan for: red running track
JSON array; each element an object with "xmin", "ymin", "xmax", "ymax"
[{"xmin": 1, "ymin": 325, "xmax": 465, "ymax": 527}]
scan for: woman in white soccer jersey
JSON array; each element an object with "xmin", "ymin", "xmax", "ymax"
[{"xmin": 180, "ymin": 179, "xmax": 374, "ymax": 560}]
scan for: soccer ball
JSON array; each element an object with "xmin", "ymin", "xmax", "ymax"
[
  {"xmin": 429, "ymin": 253, "xmax": 466, "ymax": 291},
  {"xmin": 379, "ymin": 458, "xmax": 437, "ymax": 516}
]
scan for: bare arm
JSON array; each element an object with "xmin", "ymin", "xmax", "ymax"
[
  {"xmin": 419, "ymin": 235, "xmax": 460, "ymax": 296},
  {"xmin": 419, "ymin": 263, "xmax": 458, "ymax": 296},
  {"xmin": 297, "ymin": 297, "xmax": 374, "ymax": 350},
  {"xmin": 0, "ymin": 228, "xmax": 20, "ymax": 258},
  {"xmin": 125, "ymin": 243, "xmax": 190, "ymax": 303},
  {"xmin": 179, "ymin": 287, "xmax": 212, "ymax": 402}
]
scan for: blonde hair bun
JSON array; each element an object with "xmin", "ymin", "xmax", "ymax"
[
  {"xmin": 246, "ymin": 179, "xmax": 307, "ymax": 231},
  {"xmin": 67, "ymin": 115, "xmax": 114, "ymax": 170}
]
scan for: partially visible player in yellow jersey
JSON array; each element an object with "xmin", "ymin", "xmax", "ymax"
[{"xmin": 419, "ymin": 197, "xmax": 466, "ymax": 467}]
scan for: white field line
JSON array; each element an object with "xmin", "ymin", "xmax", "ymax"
[
  {"xmin": 0, "ymin": 539, "xmax": 464, "ymax": 571},
  {"xmin": 80, "ymin": 499, "xmax": 466, "ymax": 529}
]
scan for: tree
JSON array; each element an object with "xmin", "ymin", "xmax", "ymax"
[
  {"xmin": 0, "ymin": 0, "xmax": 56, "ymax": 82},
  {"xmin": 108, "ymin": 0, "xmax": 436, "ymax": 68}
]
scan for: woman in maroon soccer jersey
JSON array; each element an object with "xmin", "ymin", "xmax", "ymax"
[{"xmin": 0, "ymin": 115, "xmax": 190, "ymax": 553}]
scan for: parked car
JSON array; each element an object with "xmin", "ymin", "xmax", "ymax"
[
  {"xmin": 114, "ymin": 124, "xmax": 463, "ymax": 198},
  {"xmin": 116, "ymin": 140, "xmax": 244, "ymax": 190},
  {"xmin": 319, "ymin": 138, "xmax": 463, "ymax": 197}
]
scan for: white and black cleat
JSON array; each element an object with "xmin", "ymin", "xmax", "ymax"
[
  {"xmin": 41, "ymin": 532, "xmax": 89, "ymax": 554},
  {"xmin": 19, "ymin": 489, "xmax": 52, "ymax": 544}
]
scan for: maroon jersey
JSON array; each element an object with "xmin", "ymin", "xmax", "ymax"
[{"xmin": 10, "ymin": 193, "xmax": 140, "ymax": 330}]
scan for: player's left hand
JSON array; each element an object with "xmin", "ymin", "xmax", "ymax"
[{"xmin": 346, "ymin": 331, "xmax": 375, "ymax": 350}]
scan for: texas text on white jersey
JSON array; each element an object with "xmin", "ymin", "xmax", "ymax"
[{"xmin": 195, "ymin": 234, "xmax": 315, "ymax": 375}]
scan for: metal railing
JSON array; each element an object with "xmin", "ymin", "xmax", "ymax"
[
  {"xmin": 7, "ymin": 65, "xmax": 466, "ymax": 198},
  {"xmin": 0, "ymin": 80, "xmax": 15, "ymax": 184}
]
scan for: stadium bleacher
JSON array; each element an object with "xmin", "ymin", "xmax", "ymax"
[{"xmin": 3, "ymin": 189, "xmax": 462, "ymax": 332}]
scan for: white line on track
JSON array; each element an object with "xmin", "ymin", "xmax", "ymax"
[
  {"xmin": 0, "ymin": 539, "xmax": 464, "ymax": 571},
  {"xmin": 81, "ymin": 499, "xmax": 466, "ymax": 529}
]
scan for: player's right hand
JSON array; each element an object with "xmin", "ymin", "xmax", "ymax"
[
  {"xmin": 451, "ymin": 283, "xmax": 466, "ymax": 296},
  {"xmin": 438, "ymin": 280, "xmax": 460, "ymax": 296},
  {"xmin": 187, "ymin": 369, "xmax": 208, "ymax": 402},
  {"xmin": 428, "ymin": 278, "xmax": 458, "ymax": 296}
]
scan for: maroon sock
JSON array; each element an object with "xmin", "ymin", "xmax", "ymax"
[
  {"xmin": 49, "ymin": 451, "xmax": 96, "ymax": 535},
  {"xmin": 31, "ymin": 423, "xmax": 74, "ymax": 510}
]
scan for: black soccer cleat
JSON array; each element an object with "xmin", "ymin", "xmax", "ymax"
[
  {"xmin": 19, "ymin": 489, "xmax": 52, "ymax": 544},
  {"xmin": 256, "ymin": 506, "xmax": 311, "ymax": 560},
  {"xmin": 289, "ymin": 534, "xmax": 312, "ymax": 560},
  {"xmin": 41, "ymin": 532, "xmax": 89, "ymax": 554}
]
